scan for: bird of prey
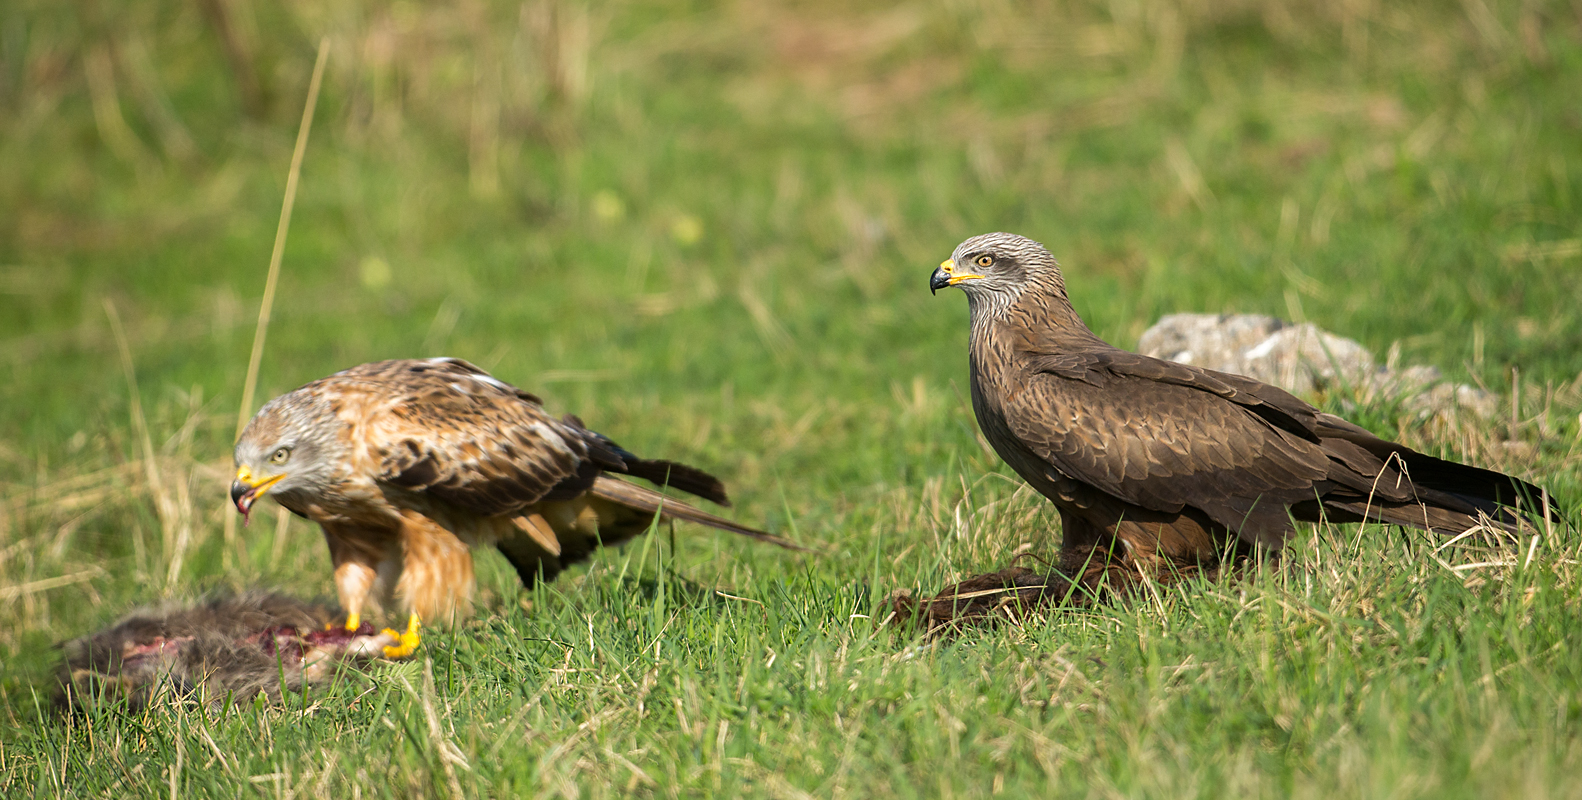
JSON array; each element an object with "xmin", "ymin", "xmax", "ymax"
[
  {"xmin": 920, "ymin": 232, "xmax": 1553, "ymax": 621},
  {"xmin": 231, "ymin": 358, "xmax": 795, "ymax": 657}
]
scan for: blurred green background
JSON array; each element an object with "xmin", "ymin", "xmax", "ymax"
[
  {"xmin": 5, "ymin": 0, "xmax": 1579, "ymax": 460},
  {"xmin": 2, "ymin": 1, "xmax": 1581, "ymax": 796}
]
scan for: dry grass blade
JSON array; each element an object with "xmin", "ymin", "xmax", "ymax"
[
  {"xmin": 398, "ymin": 659, "xmax": 468, "ymax": 800},
  {"xmin": 268, "ymin": 505, "xmax": 292, "ymax": 571},
  {"xmin": 103, "ymin": 299, "xmax": 175, "ymax": 554},
  {"xmin": 0, "ymin": 569, "xmax": 102, "ymax": 602},
  {"xmin": 234, "ymin": 37, "xmax": 331, "ymax": 438},
  {"xmin": 737, "ymin": 281, "xmax": 794, "ymax": 362},
  {"xmin": 223, "ymin": 38, "xmax": 331, "ymax": 566}
]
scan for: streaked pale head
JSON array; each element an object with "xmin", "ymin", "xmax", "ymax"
[
  {"xmin": 929, "ymin": 232, "xmax": 1063, "ymax": 317},
  {"xmin": 231, "ymin": 391, "xmax": 344, "ymax": 523}
]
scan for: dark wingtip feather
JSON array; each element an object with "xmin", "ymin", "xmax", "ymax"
[
  {"xmin": 623, "ymin": 458, "xmax": 731, "ymax": 505},
  {"xmin": 568, "ymin": 422, "xmax": 733, "ymax": 504},
  {"xmin": 1401, "ymin": 452, "xmax": 1564, "ymax": 523}
]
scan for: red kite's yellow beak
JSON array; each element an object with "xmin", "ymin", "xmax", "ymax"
[{"xmin": 230, "ymin": 466, "xmax": 285, "ymax": 526}]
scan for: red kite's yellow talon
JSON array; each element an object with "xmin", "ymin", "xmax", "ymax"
[
  {"xmin": 381, "ymin": 613, "xmax": 421, "ymax": 659},
  {"xmin": 345, "ymin": 612, "xmax": 361, "ymax": 631}
]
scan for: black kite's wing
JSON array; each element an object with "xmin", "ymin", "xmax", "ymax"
[{"xmin": 1003, "ymin": 349, "xmax": 1336, "ymax": 544}]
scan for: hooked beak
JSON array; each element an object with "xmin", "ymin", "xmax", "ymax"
[
  {"xmin": 929, "ymin": 260, "xmax": 983, "ymax": 295},
  {"xmin": 231, "ymin": 466, "xmax": 285, "ymax": 526}
]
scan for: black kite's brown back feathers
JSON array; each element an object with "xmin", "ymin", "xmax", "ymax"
[
  {"xmin": 1012, "ymin": 345, "xmax": 1553, "ymax": 543},
  {"xmin": 1314, "ymin": 412, "xmax": 1551, "ymax": 515}
]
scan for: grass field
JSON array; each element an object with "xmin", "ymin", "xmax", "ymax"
[{"xmin": 3, "ymin": 0, "xmax": 1582, "ymax": 796}]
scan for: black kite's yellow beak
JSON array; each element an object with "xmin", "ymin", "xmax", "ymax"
[
  {"xmin": 231, "ymin": 466, "xmax": 284, "ymax": 525},
  {"xmin": 929, "ymin": 260, "xmax": 983, "ymax": 294}
]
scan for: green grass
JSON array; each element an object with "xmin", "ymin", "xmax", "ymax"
[{"xmin": 3, "ymin": 0, "xmax": 1582, "ymax": 796}]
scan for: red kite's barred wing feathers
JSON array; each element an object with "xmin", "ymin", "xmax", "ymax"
[
  {"xmin": 335, "ymin": 359, "xmax": 590, "ymax": 518},
  {"xmin": 321, "ymin": 359, "xmax": 737, "ymax": 516}
]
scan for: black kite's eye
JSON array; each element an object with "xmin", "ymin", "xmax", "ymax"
[
  {"xmin": 270, "ymin": 447, "xmax": 292, "ymax": 464},
  {"xmin": 975, "ymin": 255, "xmax": 994, "ymax": 268}
]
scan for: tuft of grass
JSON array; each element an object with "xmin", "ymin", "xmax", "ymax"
[{"xmin": 2, "ymin": 0, "xmax": 1581, "ymax": 796}]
